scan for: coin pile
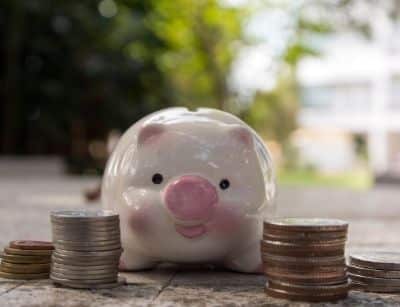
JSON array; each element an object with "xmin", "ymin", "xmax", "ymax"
[
  {"xmin": 349, "ymin": 252, "xmax": 400, "ymax": 293},
  {"xmin": 262, "ymin": 218, "xmax": 349, "ymax": 302},
  {"xmin": 50, "ymin": 210, "xmax": 124, "ymax": 289},
  {"xmin": 0, "ymin": 240, "xmax": 53, "ymax": 279}
]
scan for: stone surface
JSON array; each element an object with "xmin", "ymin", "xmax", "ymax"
[{"xmin": 0, "ymin": 163, "xmax": 400, "ymax": 306}]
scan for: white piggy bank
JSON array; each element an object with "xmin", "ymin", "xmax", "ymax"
[{"xmin": 102, "ymin": 108, "xmax": 275, "ymax": 273}]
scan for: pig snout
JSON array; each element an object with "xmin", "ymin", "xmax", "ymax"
[{"xmin": 164, "ymin": 175, "xmax": 218, "ymax": 221}]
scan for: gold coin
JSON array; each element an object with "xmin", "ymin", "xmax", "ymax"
[
  {"xmin": 1, "ymin": 261, "xmax": 50, "ymax": 270},
  {"xmin": 4, "ymin": 247, "xmax": 53, "ymax": 256},
  {"xmin": 0, "ymin": 271, "xmax": 49, "ymax": 280},
  {"xmin": 1, "ymin": 266, "xmax": 49, "ymax": 274},
  {"xmin": 0, "ymin": 253, "xmax": 51, "ymax": 264},
  {"xmin": 9, "ymin": 240, "xmax": 53, "ymax": 251}
]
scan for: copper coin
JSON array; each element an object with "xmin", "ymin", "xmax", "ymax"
[
  {"xmin": 348, "ymin": 264, "xmax": 400, "ymax": 279},
  {"xmin": 349, "ymin": 273, "xmax": 400, "ymax": 287},
  {"xmin": 350, "ymin": 252, "xmax": 400, "ymax": 271},
  {"xmin": 262, "ymin": 262, "xmax": 346, "ymax": 273},
  {"xmin": 264, "ymin": 227, "xmax": 347, "ymax": 238},
  {"xmin": 265, "ymin": 268, "xmax": 347, "ymax": 284},
  {"xmin": 9, "ymin": 240, "xmax": 54, "ymax": 251},
  {"xmin": 261, "ymin": 253, "xmax": 345, "ymax": 265},
  {"xmin": 265, "ymin": 286, "xmax": 348, "ymax": 302},
  {"xmin": 268, "ymin": 279, "xmax": 349, "ymax": 295},
  {"xmin": 264, "ymin": 218, "xmax": 348, "ymax": 233},
  {"xmin": 261, "ymin": 241, "xmax": 345, "ymax": 257},
  {"xmin": 4, "ymin": 247, "xmax": 53, "ymax": 256},
  {"xmin": 262, "ymin": 240, "xmax": 346, "ymax": 250},
  {"xmin": 263, "ymin": 234, "xmax": 346, "ymax": 244},
  {"xmin": 264, "ymin": 227, "xmax": 347, "ymax": 237},
  {"xmin": 264, "ymin": 262, "xmax": 345, "ymax": 273}
]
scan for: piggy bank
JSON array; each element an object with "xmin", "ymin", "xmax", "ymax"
[{"xmin": 102, "ymin": 108, "xmax": 275, "ymax": 272}]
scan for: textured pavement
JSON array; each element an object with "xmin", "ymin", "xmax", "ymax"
[{"xmin": 0, "ymin": 163, "xmax": 400, "ymax": 306}]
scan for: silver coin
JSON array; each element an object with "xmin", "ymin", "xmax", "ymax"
[
  {"xmin": 53, "ymin": 235, "xmax": 121, "ymax": 245},
  {"xmin": 51, "ymin": 223, "xmax": 119, "ymax": 231},
  {"xmin": 52, "ymin": 233, "xmax": 121, "ymax": 241},
  {"xmin": 52, "ymin": 252, "xmax": 119, "ymax": 261},
  {"xmin": 51, "ymin": 227, "xmax": 121, "ymax": 237},
  {"xmin": 51, "ymin": 221, "xmax": 120, "ymax": 231},
  {"xmin": 51, "ymin": 210, "xmax": 118, "ymax": 220},
  {"xmin": 54, "ymin": 244, "xmax": 121, "ymax": 252},
  {"xmin": 350, "ymin": 252, "xmax": 400, "ymax": 271},
  {"xmin": 52, "ymin": 229, "xmax": 120, "ymax": 236},
  {"xmin": 51, "ymin": 272, "xmax": 117, "ymax": 281},
  {"xmin": 51, "ymin": 221, "xmax": 120, "ymax": 228},
  {"xmin": 52, "ymin": 229, "xmax": 120, "ymax": 235},
  {"xmin": 52, "ymin": 262, "xmax": 118, "ymax": 272},
  {"xmin": 51, "ymin": 268, "xmax": 118, "ymax": 279},
  {"xmin": 52, "ymin": 236, "xmax": 120, "ymax": 243},
  {"xmin": 54, "ymin": 248, "xmax": 122, "ymax": 257},
  {"xmin": 51, "ymin": 267, "xmax": 117, "ymax": 278},
  {"xmin": 52, "ymin": 239, "xmax": 121, "ymax": 247},
  {"xmin": 50, "ymin": 272, "xmax": 117, "ymax": 283},
  {"xmin": 349, "ymin": 273, "xmax": 400, "ymax": 287},
  {"xmin": 348, "ymin": 265, "xmax": 400, "ymax": 279},
  {"xmin": 52, "ymin": 255, "xmax": 119, "ymax": 267},
  {"xmin": 52, "ymin": 257, "xmax": 120, "ymax": 267},
  {"xmin": 51, "ymin": 218, "xmax": 119, "ymax": 225},
  {"xmin": 52, "ymin": 276, "xmax": 126, "ymax": 289},
  {"xmin": 351, "ymin": 282, "xmax": 400, "ymax": 293}
]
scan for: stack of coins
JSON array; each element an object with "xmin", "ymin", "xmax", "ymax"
[
  {"xmin": 50, "ymin": 210, "xmax": 124, "ymax": 289},
  {"xmin": 349, "ymin": 252, "xmax": 400, "ymax": 293},
  {"xmin": 262, "ymin": 218, "xmax": 349, "ymax": 302},
  {"xmin": 0, "ymin": 240, "xmax": 53, "ymax": 279}
]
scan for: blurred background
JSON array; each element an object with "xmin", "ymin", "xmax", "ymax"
[{"xmin": 1, "ymin": 0, "xmax": 400, "ymax": 189}]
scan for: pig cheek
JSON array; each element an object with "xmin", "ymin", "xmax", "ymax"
[
  {"xmin": 127, "ymin": 205, "xmax": 153, "ymax": 234},
  {"xmin": 207, "ymin": 204, "xmax": 243, "ymax": 235},
  {"xmin": 119, "ymin": 259, "xmax": 127, "ymax": 271}
]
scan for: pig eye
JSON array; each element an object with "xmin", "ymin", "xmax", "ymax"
[
  {"xmin": 219, "ymin": 179, "xmax": 230, "ymax": 190},
  {"xmin": 152, "ymin": 173, "xmax": 163, "ymax": 184}
]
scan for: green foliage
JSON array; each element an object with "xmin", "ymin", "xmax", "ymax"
[
  {"xmin": 241, "ymin": 76, "xmax": 298, "ymax": 143},
  {"xmin": 147, "ymin": 0, "xmax": 243, "ymax": 110},
  {"xmin": 278, "ymin": 168, "xmax": 372, "ymax": 190},
  {"xmin": 0, "ymin": 0, "xmax": 172, "ymax": 167}
]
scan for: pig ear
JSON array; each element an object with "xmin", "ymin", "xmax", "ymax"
[
  {"xmin": 228, "ymin": 125, "xmax": 254, "ymax": 147},
  {"xmin": 138, "ymin": 123, "xmax": 165, "ymax": 146}
]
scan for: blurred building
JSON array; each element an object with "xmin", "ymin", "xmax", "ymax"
[{"xmin": 296, "ymin": 12, "xmax": 400, "ymax": 180}]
